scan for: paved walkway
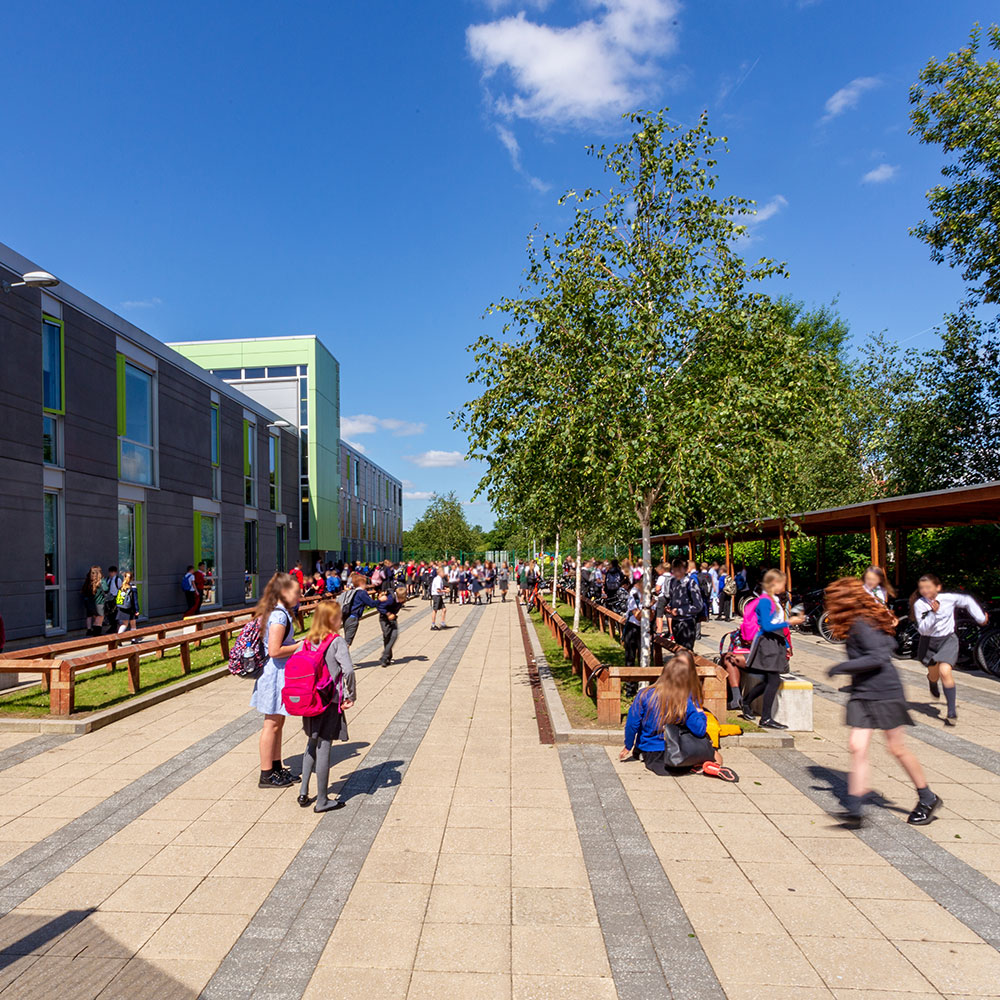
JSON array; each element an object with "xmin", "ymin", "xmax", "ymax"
[{"xmin": 0, "ymin": 602, "xmax": 997, "ymax": 998}]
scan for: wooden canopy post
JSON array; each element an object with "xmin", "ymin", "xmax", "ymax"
[
  {"xmin": 661, "ymin": 541, "xmax": 667, "ymax": 564},
  {"xmin": 779, "ymin": 523, "xmax": 791, "ymax": 594},
  {"xmin": 687, "ymin": 534, "xmax": 695, "ymax": 563},
  {"xmin": 869, "ymin": 511, "xmax": 887, "ymax": 569}
]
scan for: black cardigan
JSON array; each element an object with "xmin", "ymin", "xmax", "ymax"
[{"xmin": 827, "ymin": 619, "xmax": 904, "ymax": 701}]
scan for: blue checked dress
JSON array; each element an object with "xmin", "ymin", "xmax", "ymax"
[{"xmin": 250, "ymin": 605, "xmax": 294, "ymax": 716}]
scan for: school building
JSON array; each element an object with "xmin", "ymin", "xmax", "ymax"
[
  {"xmin": 169, "ymin": 338, "xmax": 403, "ymax": 567},
  {"xmin": 0, "ymin": 242, "xmax": 301, "ymax": 642}
]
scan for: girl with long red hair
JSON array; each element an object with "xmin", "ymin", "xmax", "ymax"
[{"xmin": 824, "ymin": 577, "xmax": 939, "ymax": 826}]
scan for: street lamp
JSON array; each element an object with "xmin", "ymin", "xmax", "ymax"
[
  {"xmin": 267, "ymin": 419, "xmax": 292, "ymax": 430},
  {"xmin": 2, "ymin": 270, "xmax": 60, "ymax": 294}
]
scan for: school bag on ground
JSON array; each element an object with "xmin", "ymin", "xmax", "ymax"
[
  {"xmin": 229, "ymin": 618, "xmax": 267, "ymax": 679},
  {"xmin": 282, "ymin": 636, "xmax": 339, "ymax": 716}
]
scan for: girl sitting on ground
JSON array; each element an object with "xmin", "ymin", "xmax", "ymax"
[
  {"xmin": 619, "ymin": 652, "xmax": 738, "ymax": 782},
  {"xmin": 824, "ymin": 577, "xmax": 939, "ymax": 826},
  {"xmin": 297, "ymin": 600, "xmax": 356, "ymax": 812}
]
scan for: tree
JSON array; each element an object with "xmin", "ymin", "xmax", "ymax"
[
  {"xmin": 402, "ymin": 492, "xmax": 479, "ymax": 559},
  {"xmin": 909, "ymin": 23, "xmax": 1000, "ymax": 303},
  {"xmin": 465, "ymin": 109, "xmax": 848, "ymax": 665}
]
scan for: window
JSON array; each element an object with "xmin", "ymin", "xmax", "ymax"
[
  {"xmin": 210, "ymin": 403, "xmax": 221, "ymax": 500},
  {"xmin": 244, "ymin": 367, "xmax": 266, "ymax": 379},
  {"xmin": 212, "ymin": 368, "xmax": 241, "ymax": 380},
  {"xmin": 42, "ymin": 317, "xmax": 64, "ymax": 413},
  {"xmin": 117, "ymin": 356, "xmax": 155, "ymax": 485},
  {"xmin": 43, "ymin": 414, "xmax": 61, "ymax": 466},
  {"xmin": 244, "ymin": 520, "xmax": 258, "ymax": 601},
  {"xmin": 268, "ymin": 365, "xmax": 296, "ymax": 377},
  {"xmin": 299, "ymin": 373, "xmax": 308, "ymax": 427},
  {"xmin": 43, "ymin": 491, "xmax": 63, "ymax": 631},
  {"xmin": 276, "ymin": 524, "xmax": 286, "ymax": 572},
  {"xmin": 269, "ymin": 434, "xmax": 280, "ymax": 511},
  {"xmin": 117, "ymin": 501, "xmax": 145, "ymax": 615},
  {"xmin": 354, "ymin": 458, "xmax": 360, "ymax": 496},
  {"xmin": 301, "ymin": 489, "xmax": 310, "ymax": 543},
  {"xmin": 243, "ymin": 419, "xmax": 256, "ymax": 506},
  {"xmin": 194, "ymin": 512, "xmax": 219, "ymax": 607},
  {"xmin": 362, "ymin": 505, "xmax": 367, "ymax": 538}
]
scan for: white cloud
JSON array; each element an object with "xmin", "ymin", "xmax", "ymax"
[
  {"xmin": 120, "ymin": 297, "xmax": 163, "ymax": 309},
  {"xmin": 405, "ymin": 450, "xmax": 465, "ymax": 468},
  {"xmin": 735, "ymin": 194, "xmax": 788, "ymax": 245},
  {"xmin": 341, "ymin": 414, "xmax": 425, "ymax": 437},
  {"xmin": 343, "ymin": 439, "xmax": 367, "ymax": 454},
  {"xmin": 822, "ymin": 76, "xmax": 880, "ymax": 121},
  {"xmin": 467, "ymin": 0, "xmax": 681, "ymax": 126},
  {"xmin": 403, "ymin": 490, "xmax": 435, "ymax": 501},
  {"xmin": 401, "ymin": 479, "xmax": 416, "ymax": 489},
  {"xmin": 495, "ymin": 124, "xmax": 550, "ymax": 192},
  {"xmin": 861, "ymin": 163, "xmax": 898, "ymax": 184}
]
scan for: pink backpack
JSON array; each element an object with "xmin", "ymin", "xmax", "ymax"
[
  {"xmin": 739, "ymin": 596, "xmax": 762, "ymax": 645},
  {"xmin": 282, "ymin": 635, "xmax": 339, "ymax": 717}
]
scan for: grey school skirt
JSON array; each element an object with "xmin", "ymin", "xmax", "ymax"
[
  {"xmin": 918, "ymin": 633, "xmax": 959, "ymax": 668},
  {"xmin": 846, "ymin": 698, "xmax": 913, "ymax": 730}
]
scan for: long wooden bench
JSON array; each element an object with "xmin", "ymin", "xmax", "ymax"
[
  {"xmin": 0, "ymin": 594, "xmax": 326, "ymax": 715},
  {"xmin": 547, "ymin": 588, "xmax": 727, "ymax": 724}
]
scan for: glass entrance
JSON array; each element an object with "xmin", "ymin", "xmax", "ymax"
[{"xmin": 117, "ymin": 501, "xmax": 145, "ymax": 616}]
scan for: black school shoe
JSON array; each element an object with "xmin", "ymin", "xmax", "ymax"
[
  {"xmin": 929, "ymin": 680, "xmax": 941, "ymax": 698},
  {"xmin": 259, "ymin": 770, "xmax": 294, "ymax": 788},
  {"xmin": 907, "ymin": 793, "xmax": 942, "ymax": 825},
  {"xmin": 759, "ymin": 718, "xmax": 789, "ymax": 731}
]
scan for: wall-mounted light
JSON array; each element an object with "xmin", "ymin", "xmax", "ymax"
[{"xmin": 2, "ymin": 270, "xmax": 60, "ymax": 294}]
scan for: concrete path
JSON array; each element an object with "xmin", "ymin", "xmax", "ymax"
[{"xmin": 0, "ymin": 601, "xmax": 996, "ymax": 998}]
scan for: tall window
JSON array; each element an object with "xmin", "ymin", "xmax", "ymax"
[
  {"xmin": 43, "ymin": 491, "xmax": 63, "ymax": 631},
  {"xmin": 210, "ymin": 403, "xmax": 221, "ymax": 500},
  {"xmin": 244, "ymin": 520, "xmax": 258, "ymax": 600},
  {"xmin": 269, "ymin": 434, "xmax": 279, "ymax": 512},
  {"xmin": 243, "ymin": 419, "xmax": 256, "ymax": 506},
  {"xmin": 354, "ymin": 458, "xmax": 360, "ymax": 496},
  {"xmin": 42, "ymin": 317, "xmax": 64, "ymax": 467},
  {"xmin": 276, "ymin": 524, "xmax": 286, "ymax": 572},
  {"xmin": 194, "ymin": 512, "xmax": 219, "ymax": 607},
  {"xmin": 117, "ymin": 356, "xmax": 155, "ymax": 485}
]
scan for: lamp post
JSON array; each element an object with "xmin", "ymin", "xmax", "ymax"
[{"xmin": 2, "ymin": 270, "xmax": 59, "ymax": 294}]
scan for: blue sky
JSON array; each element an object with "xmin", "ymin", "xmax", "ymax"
[{"xmin": 2, "ymin": 1, "xmax": 991, "ymax": 528}]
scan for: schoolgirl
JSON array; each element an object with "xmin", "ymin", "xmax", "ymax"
[
  {"xmin": 741, "ymin": 570, "xmax": 806, "ymax": 730},
  {"xmin": 861, "ymin": 565, "xmax": 894, "ymax": 606},
  {"xmin": 114, "ymin": 572, "xmax": 141, "ymax": 641},
  {"xmin": 498, "ymin": 563, "xmax": 510, "ymax": 603},
  {"xmin": 471, "ymin": 567, "xmax": 483, "ymax": 605},
  {"xmin": 911, "ymin": 574, "xmax": 987, "ymax": 726},
  {"xmin": 825, "ymin": 577, "xmax": 939, "ymax": 825},
  {"xmin": 620, "ymin": 652, "xmax": 738, "ymax": 781},
  {"xmin": 296, "ymin": 601, "xmax": 356, "ymax": 812},
  {"xmin": 81, "ymin": 565, "xmax": 105, "ymax": 636}
]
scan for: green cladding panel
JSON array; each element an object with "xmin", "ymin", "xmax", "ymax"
[{"xmin": 170, "ymin": 336, "xmax": 341, "ymax": 553}]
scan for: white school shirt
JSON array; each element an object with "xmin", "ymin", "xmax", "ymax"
[
  {"xmin": 863, "ymin": 583, "xmax": 887, "ymax": 605},
  {"xmin": 654, "ymin": 573, "xmax": 668, "ymax": 594},
  {"xmin": 431, "ymin": 575, "xmax": 446, "ymax": 597},
  {"xmin": 912, "ymin": 593, "xmax": 986, "ymax": 637}
]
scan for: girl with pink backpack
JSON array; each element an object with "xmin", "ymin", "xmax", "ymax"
[{"xmin": 282, "ymin": 601, "xmax": 356, "ymax": 812}]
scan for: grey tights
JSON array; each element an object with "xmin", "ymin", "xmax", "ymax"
[{"xmin": 300, "ymin": 736, "xmax": 332, "ymax": 807}]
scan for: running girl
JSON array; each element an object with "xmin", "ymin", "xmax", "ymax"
[
  {"xmin": 825, "ymin": 577, "xmax": 940, "ymax": 825},
  {"xmin": 911, "ymin": 574, "xmax": 987, "ymax": 726}
]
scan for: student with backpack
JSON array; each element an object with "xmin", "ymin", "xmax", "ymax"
[
  {"xmin": 114, "ymin": 572, "xmax": 141, "ymax": 640},
  {"xmin": 340, "ymin": 573, "xmax": 379, "ymax": 646},
  {"xmin": 623, "ymin": 578, "xmax": 643, "ymax": 667},
  {"xmin": 663, "ymin": 558, "xmax": 704, "ymax": 649},
  {"xmin": 250, "ymin": 572, "xmax": 303, "ymax": 788},
  {"xmin": 620, "ymin": 653, "xmax": 738, "ymax": 781},
  {"xmin": 283, "ymin": 600, "xmax": 356, "ymax": 812},
  {"xmin": 103, "ymin": 565, "xmax": 122, "ymax": 634},
  {"xmin": 182, "ymin": 566, "xmax": 198, "ymax": 616},
  {"xmin": 740, "ymin": 570, "xmax": 806, "ymax": 730}
]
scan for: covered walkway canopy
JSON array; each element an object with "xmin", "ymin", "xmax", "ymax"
[{"xmin": 648, "ymin": 481, "xmax": 1000, "ymax": 589}]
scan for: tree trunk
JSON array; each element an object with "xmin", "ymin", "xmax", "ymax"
[
  {"xmin": 552, "ymin": 531, "xmax": 560, "ymax": 604},
  {"xmin": 640, "ymin": 508, "xmax": 652, "ymax": 668},
  {"xmin": 573, "ymin": 531, "xmax": 583, "ymax": 632}
]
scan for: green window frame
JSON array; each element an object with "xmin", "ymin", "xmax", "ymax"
[
  {"xmin": 269, "ymin": 434, "xmax": 279, "ymax": 512},
  {"xmin": 42, "ymin": 315, "xmax": 65, "ymax": 414},
  {"xmin": 243, "ymin": 419, "xmax": 256, "ymax": 506},
  {"xmin": 116, "ymin": 354, "xmax": 155, "ymax": 485}
]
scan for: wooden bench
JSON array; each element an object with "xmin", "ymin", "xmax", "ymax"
[{"xmin": 550, "ymin": 589, "xmax": 728, "ymax": 724}]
